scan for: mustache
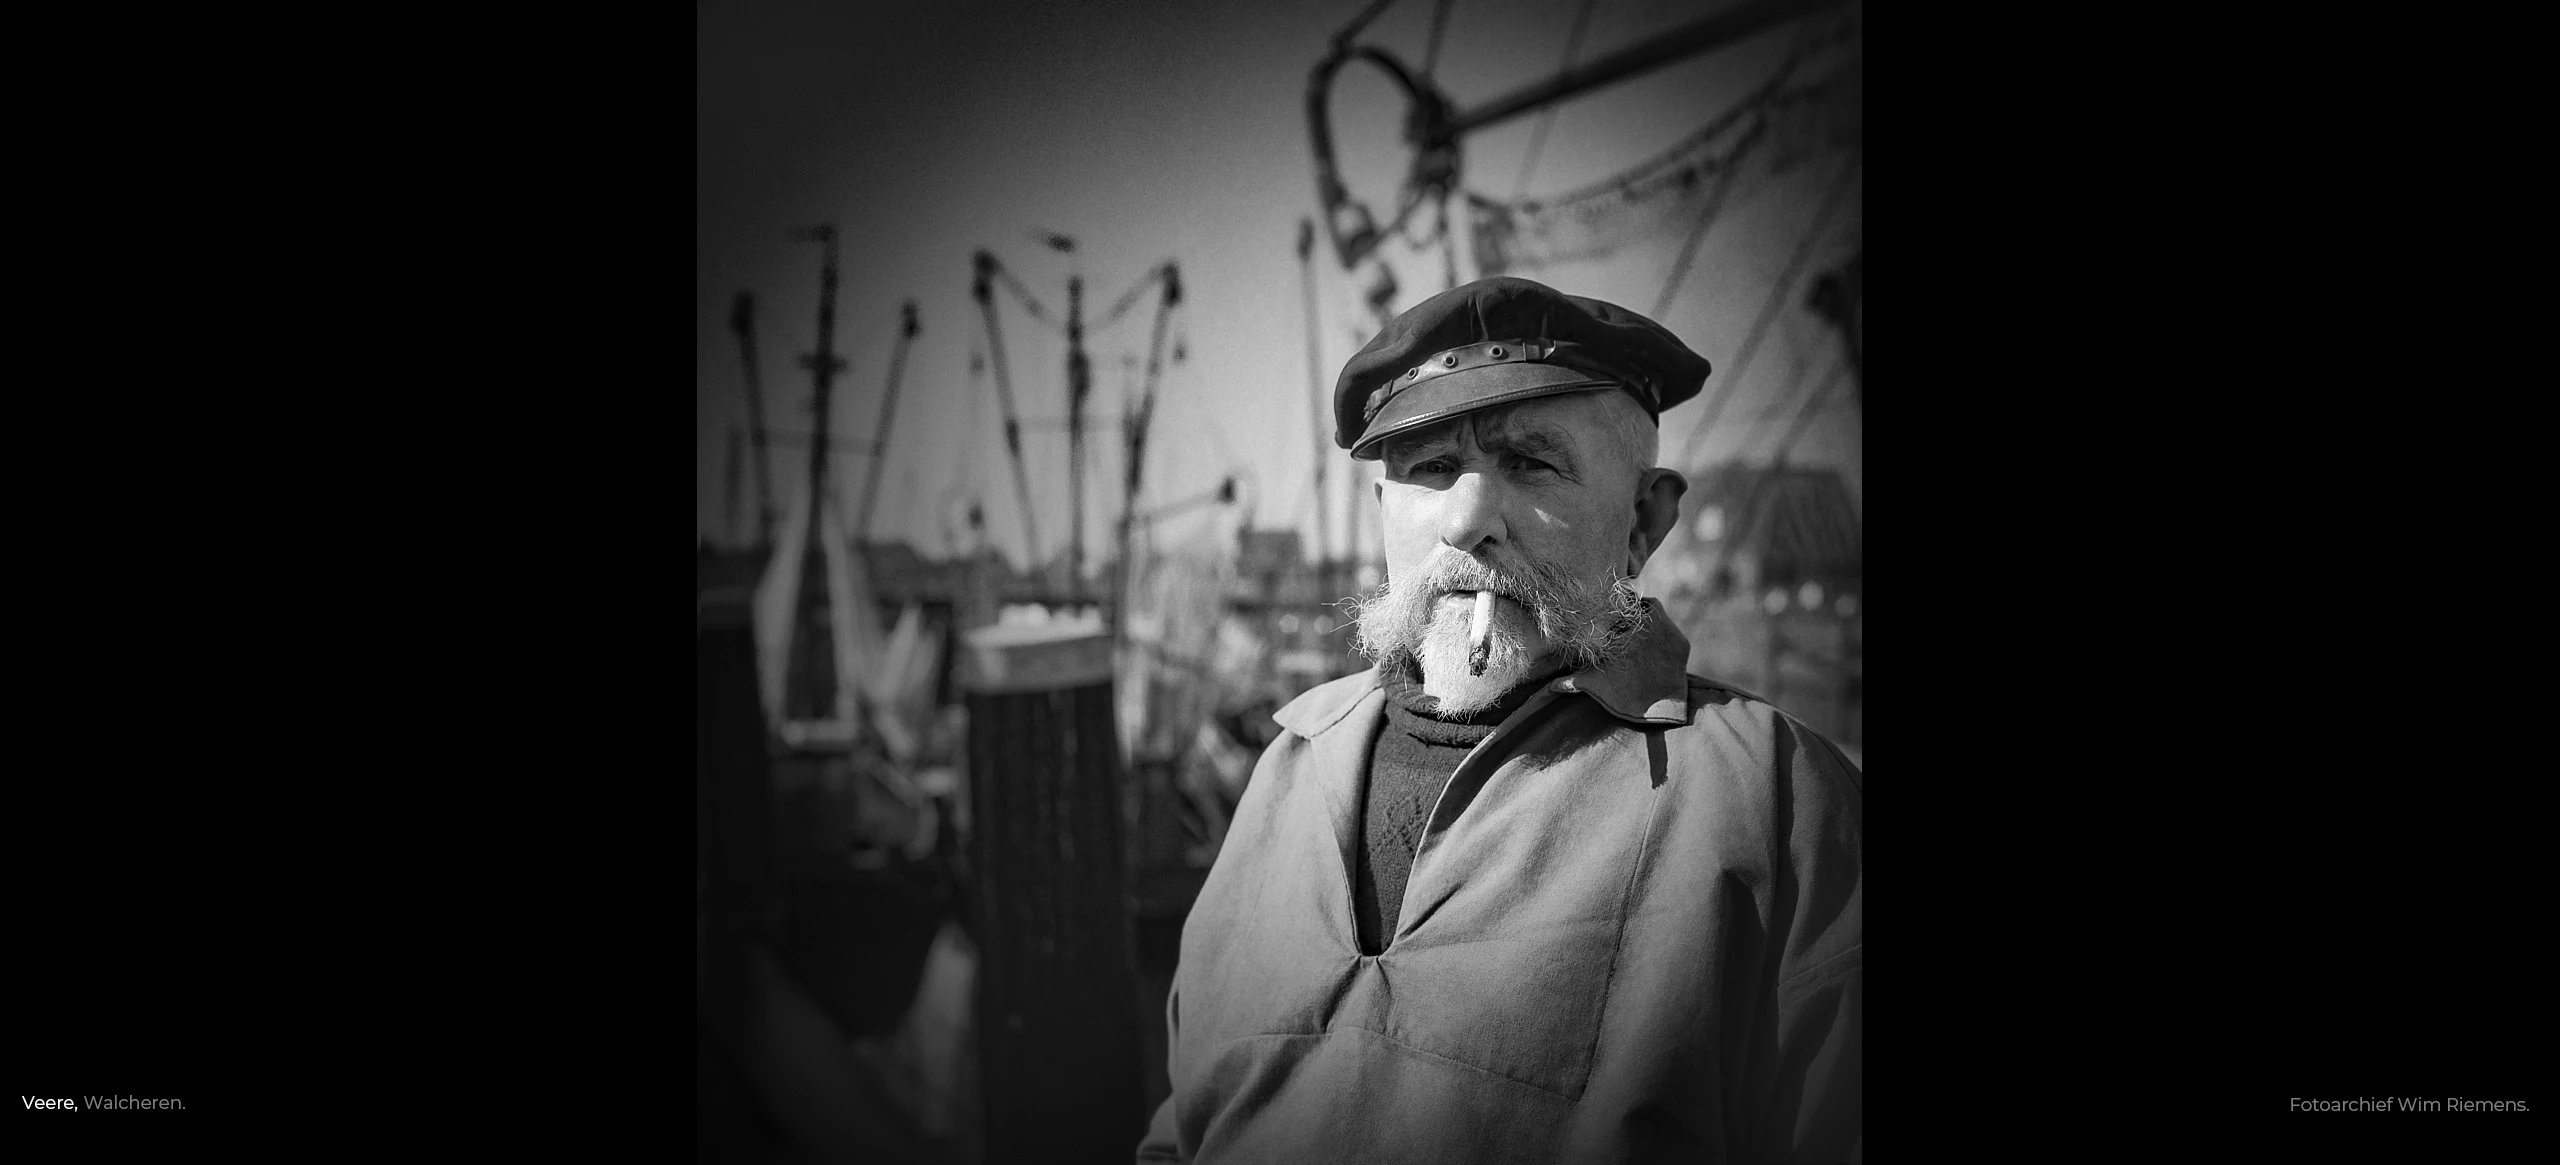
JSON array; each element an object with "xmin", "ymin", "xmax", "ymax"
[
  {"xmin": 1404, "ymin": 549, "xmax": 1573, "ymax": 606},
  {"xmin": 1341, "ymin": 547, "xmax": 1650, "ymax": 673}
]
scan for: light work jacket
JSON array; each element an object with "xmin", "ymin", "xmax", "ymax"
[{"xmin": 1136, "ymin": 602, "xmax": 1862, "ymax": 1164}]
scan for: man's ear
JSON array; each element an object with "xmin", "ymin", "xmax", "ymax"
[{"xmin": 1626, "ymin": 468, "xmax": 1688, "ymax": 576}]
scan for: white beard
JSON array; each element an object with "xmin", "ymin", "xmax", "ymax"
[
  {"xmin": 1347, "ymin": 553, "xmax": 1652, "ymax": 716},
  {"xmin": 1414, "ymin": 593, "xmax": 1554, "ymax": 714}
]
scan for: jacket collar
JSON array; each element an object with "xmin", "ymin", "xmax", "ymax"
[
  {"xmin": 1271, "ymin": 665, "xmax": 1380, "ymax": 738},
  {"xmin": 1272, "ymin": 598, "xmax": 1696, "ymax": 737},
  {"xmin": 1546, "ymin": 598, "xmax": 1694, "ymax": 726}
]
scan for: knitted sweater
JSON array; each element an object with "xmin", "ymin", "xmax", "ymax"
[{"xmin": 1354, "ymin": 658, "xmax": 1555, "ymax": 955}]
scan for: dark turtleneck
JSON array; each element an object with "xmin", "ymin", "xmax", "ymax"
[{"xmin": 1355, "ymin": 655, "xmax": 1556, "ymax": 955}]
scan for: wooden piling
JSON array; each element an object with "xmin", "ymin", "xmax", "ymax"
[{"xmin": 959, "ymin": 622, "xmax": 1145, "ymax": 1162}]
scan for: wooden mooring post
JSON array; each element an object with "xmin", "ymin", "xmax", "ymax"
[{"xmin": 958, "ymin": 621, "xmax": 1145, "ymax": 1162}]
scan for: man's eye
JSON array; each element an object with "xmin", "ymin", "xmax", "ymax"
[
  {"xmin": 1411, "ymin": 457, "xmax": 1455, "ymax": 475},
  {"xmin": 1512, "ymin": 457, "xmax": 1555, "ymax": 474}
]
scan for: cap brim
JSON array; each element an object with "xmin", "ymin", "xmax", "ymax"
[{"xmin": 1350, "ymin": 363, "xmax": 1620, "ymax": 460}]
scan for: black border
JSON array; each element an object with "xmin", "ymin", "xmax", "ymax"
[{"xmin": 9, "ymin": 1, "xmax": 2535, "ymax": 1156}]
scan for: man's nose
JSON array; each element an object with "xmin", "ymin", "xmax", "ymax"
[{"xmin": 1438, "ymin": 471, "xmax": 1507, "ymax": 556}]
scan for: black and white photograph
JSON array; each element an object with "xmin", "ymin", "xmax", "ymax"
[{"xmin": 697, "ymin": 1, "xmax": 1862, "ymax": 1161}]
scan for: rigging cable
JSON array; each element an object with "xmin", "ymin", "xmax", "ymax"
[
  {"xmin": 1420, "ymin": 0, "xmax": 1458, "ymax": 78},
  {"xmin": 1671, "ymin": 149, "xmax": 1860, "ymax": 468},
  {"xmin": 1094, "ymin": 262, "xmax": 1173, "ymax": 336},
  {"xmin": 1479, "ymin": 7, "xmax": 1853, "ymax": 217},
  {"xmin": 1419, "ymin": 0, "xmax": 1462, "ymax": 291},
  {"xmin": 1760, "ymin": 353, "xmax": 1853, "ymax": 466},
  {"xmin": 1509, "ymin": 0, "xmax": 1602, "ymax": 201},
  {"xmin": 1645, "ymin": 120, "xmax": 1765, "ymax": 318},
  {"xmin": 1470, "ymin": 11, "xmax": 1855, "ymax": 279},
  {"xmin": 1296, "ymin": 220, "xmax": 1333, "ymax": 569},
  {"xmin": 986, "ymin": 257, "xmax": 1063, "ymax": 334},
  {"xmin": 1644, "ymin": 24, "xmax": 1828, "ymax": 316},
  {"xmin": 1333, "ymin": 0, "xmax": 1402, "ymax": 46}
]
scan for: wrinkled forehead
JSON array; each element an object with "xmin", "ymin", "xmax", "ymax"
[{"xmin": 1378, "ymin": 394, "xmax": 1604, "ymax": 460}]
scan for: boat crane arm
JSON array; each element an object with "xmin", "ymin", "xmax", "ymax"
[
  {"xmin": 1120, "ymin": 263, "xmax": 1182, "ymax": 506},
  {"xmin": 852, "ymin": 301, "xmax": 921, "ymax": 543},
  {"xmin": 972, "ymin": 251, "xmax": 1046, "ymax": 566},
  {"xmin": 729, "ymin": 290, "xmax": 780, "ymax": 545}
]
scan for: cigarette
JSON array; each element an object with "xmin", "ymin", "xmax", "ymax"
[{"xmin": 1467, "ymin": 589, "xmax": 1494, "ymax": 676}]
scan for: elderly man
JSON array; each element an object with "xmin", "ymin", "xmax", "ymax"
[{"xmin": 1136, "ymin": 277, "xmax": 1861, "ymax": 1164}]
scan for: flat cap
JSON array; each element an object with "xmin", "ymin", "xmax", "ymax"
[{"xmin": 1335, "ymin": 276, "xmax": 1711, "ymax": 460}]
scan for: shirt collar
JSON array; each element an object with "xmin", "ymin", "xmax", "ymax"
[{"xmin": 1272, "ymin": 598, "xmax": 1697, "ymax": 737}]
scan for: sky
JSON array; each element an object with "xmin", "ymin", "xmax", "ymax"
[{"xmin": 697, "ymin": 0, "xmax": 1862, "ymax": 575}]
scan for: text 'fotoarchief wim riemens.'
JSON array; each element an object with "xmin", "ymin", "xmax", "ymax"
[{"xmin": 2288, "ymin": 1098, "xmax": 2530, "ymax": 1113}]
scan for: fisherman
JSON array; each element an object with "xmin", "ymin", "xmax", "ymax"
[{"xmin": 1137, "ymin": 277, "xmax": 1861, "ymax": 1164}]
